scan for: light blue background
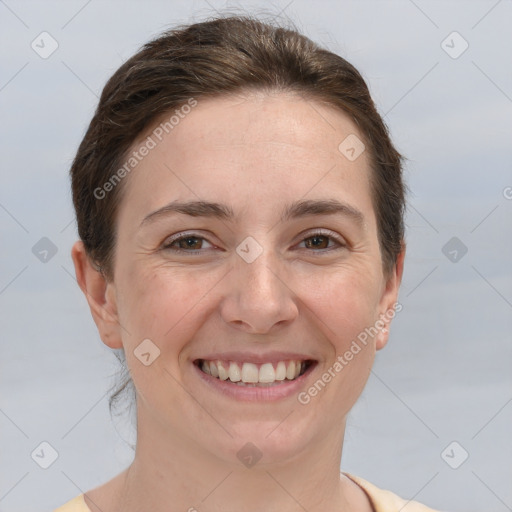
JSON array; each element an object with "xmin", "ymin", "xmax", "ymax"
[{"xmin": 1, "ymin": 1, "xmax": 511, "ymax": 511}]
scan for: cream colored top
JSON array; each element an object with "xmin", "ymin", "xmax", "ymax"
[{"xmin": 53, "ymin": 473, "xmax": 441, "ymax": 511}]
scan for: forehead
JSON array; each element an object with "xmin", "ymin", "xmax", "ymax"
[
  {"xmin": 163, "ymin": 91, "xmax": 360, "ymax": 152},
  {"xmin": 118, "ymin": 91, "xmax": 374, "ymax": 226}
]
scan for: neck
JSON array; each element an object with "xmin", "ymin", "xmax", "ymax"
[{"xmin": 96, "ymin": 408, "xmax": 371, "ymax": 512}]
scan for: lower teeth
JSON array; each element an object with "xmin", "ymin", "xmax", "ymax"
[{"xmin": 232, "ymin": 380, "xmax": 286, "ymax": 387}]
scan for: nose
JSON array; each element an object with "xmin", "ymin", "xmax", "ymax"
[{"xmin": 219, "ymin": 246, "xmax": 299, "ymax": 334}]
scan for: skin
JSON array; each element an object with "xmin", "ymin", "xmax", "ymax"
[{"xmin": 72, "ymin": 90, "xmax": 405, "ymax": 512}]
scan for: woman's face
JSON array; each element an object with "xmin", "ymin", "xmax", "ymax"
[{"xmin": 83, "ymin": 91, "xmax": 403, "ymax": 465}]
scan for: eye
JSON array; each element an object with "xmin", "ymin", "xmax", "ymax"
[
  {"xmin": 297, "ymin": 230, "xmax": 346, "ymax": 252},
  {"xmin": 161, "ymin": 233, "xmax": 215, "ymax": 254},
  {"xmin": 160, "ymin": 229, "xmax": 346, "ymax": 256}
]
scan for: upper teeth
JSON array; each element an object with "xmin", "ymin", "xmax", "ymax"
[{"xmin": 200, "ymin": 360, "xmax": 305, "ymax": 384}]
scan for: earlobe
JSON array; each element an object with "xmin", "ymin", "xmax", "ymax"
[
  {"xmin": 375, "ymin": 325, "xmax": 390, "ymax": 351},
  {"xmin": 71, "ymin": 241, "xmax": 123, "ymax": 349},
  {"xmin": 375, "ymin": 244, "xmax": 406, "ymax": 351}
]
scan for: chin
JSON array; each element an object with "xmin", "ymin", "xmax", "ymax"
[{"xmin": 208, "ymin": 417, "xmax": 318, "ymax": 467}]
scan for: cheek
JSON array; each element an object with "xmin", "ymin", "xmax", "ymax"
[
  {"xmin": 296, "ymin": 270, "xmax": 378, "ymax": 420},
  {"xmin": 117, "ymin": 265, "xmax": 222, "ymax": 356},
  {"xmin": 114, "ymin": 269, "xmax": 208, "ymax": 400},
  {"xmin": 300, "ymin": 265, "xmax": 382, "ymax": 348}
]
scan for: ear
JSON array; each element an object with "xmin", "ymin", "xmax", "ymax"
[
  {"xmin": 375, "ymin": 243, "xmax": 406, "ymax": 351},
  {"xmin": 71, "ymin": 240, "xmax": 123, "ymax": 349}
]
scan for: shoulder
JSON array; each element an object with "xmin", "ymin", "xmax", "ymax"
[
  {"xmin": 52, "ymin": 494, "xmax": 89, "ymax": 512},
  {"xmin": 344, "ymin": 473, "xmax": 442, "ymax": 512}
]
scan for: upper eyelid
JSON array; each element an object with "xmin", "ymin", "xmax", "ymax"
[{"xmin": 164, "ymin": 231, "xmax": 216, "ymax": 246}]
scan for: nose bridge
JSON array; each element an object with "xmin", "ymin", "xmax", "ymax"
[
  {"xmin": 241, "ymin": 245, "xmax": 283, "ymax": 295},
  {"xmin": 220, "ymin": 237, "xmax": 298, "ymax": 333}
]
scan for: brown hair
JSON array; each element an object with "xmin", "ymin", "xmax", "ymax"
[{"xmin": 69, "ymin": 13, "xmax": 405, "ymax": 419}]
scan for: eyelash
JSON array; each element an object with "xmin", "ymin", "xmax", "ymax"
[{"xmin": 161, "ymin": 230, "xmax": 346, "ymax": 255}]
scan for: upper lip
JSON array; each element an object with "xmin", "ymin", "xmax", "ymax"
[{"xmin": 194, "ymin": 351, "xmax": 317, "ymax": 364}]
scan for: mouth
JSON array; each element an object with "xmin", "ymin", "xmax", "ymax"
[{"xmin": 194, "ymin": 358, "xmax": 316, "ymax": 387}]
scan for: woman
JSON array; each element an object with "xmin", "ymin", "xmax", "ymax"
[{"xmin": 55, "ymin": 14, "xmax": 441, "ymax": 512}]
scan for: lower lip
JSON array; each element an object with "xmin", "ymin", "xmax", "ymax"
[{"xmin": 193, "ymin": 362, "xmax": 317, "ymax": 402}]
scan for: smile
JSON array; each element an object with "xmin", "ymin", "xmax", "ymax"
[{"xmin": 195, "ymin": 359, "xmax": 314, "ymax": 386}]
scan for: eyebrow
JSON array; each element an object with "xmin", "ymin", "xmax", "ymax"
[{"xmin": 140, "ymin": 199, "xmax": 365, "ymax": 227}]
